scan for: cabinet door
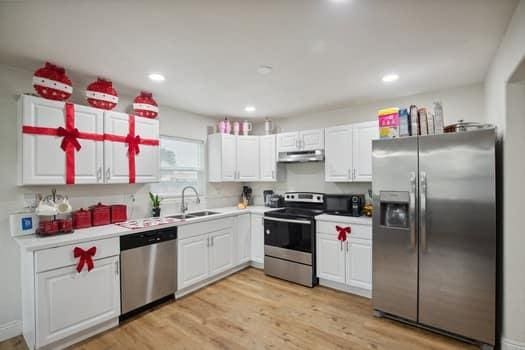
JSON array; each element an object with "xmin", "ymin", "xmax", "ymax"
[
  {"xmin": 104, "ymin": 112, "xmax": 159, "ymax": 183},
  {"xmin": 352, "ymin": 121, "xmax": 379, "ymax": 182},
  {"xmin": 178, "ymin": 235, "xmax": 209, "ymax": 290},
  {"xmin": 300, "ymin": 129, "xmax": 324, "ymax": 151},
  {"xmin": 236, "ymin": 136, "xmax": 260, "ymax": 181},
  {"xmin": 316, "ymin": 233, "xmax": 346, "ymax": 283},
  {"xmin": 209, "ymin": 229, "xmax": 234, "ymax": 276},
  {"xmin": 133, "ymin": 116, "xmax": 160, "ymax": 183},
  {"xmin": 221, "ymin": 134, "xmax": 237, "ymax": 181},
  {"xmin": 277, "ymin": 132, "xmax": 299, "ymax": 152},
  {"xmin": 260, "ymin": 135, "xmax": 276, "ymax": 181},
  {"xmin": 236, "ymin": 214, "xmax": 251, "ymax": 264},
  {"xmin": 346, "ymin": 238, "xmax": 372, "ymax": 290},
  {"xmin": 36, "ymin": 256, "xmax": 120, "ymax": 347},
  {"xmin": 21, "ymin": 95, "xmax": 104, "ymax": 184},
  {"xmin": 250, "ymin": 214, "xmax": 264, "ymax": 264},
  {"xmin": 324, "ymin": 125, "xmax": 353, "ymax": 182}
]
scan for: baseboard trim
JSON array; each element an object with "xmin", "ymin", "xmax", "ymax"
[
  {"xmin": 0, "ymin": 320, "xmax": 22, "ymax": 342},
  {"xmin": 502, "ymin": 338, "xmax": 525, "ymax": 350},
  {"xmin": 319, "ymin": 278, "xmax": 372, "ymax": 299},
  {"xmin": 250, "ymin": 261, "xmax": 263, "ymax": 269}
]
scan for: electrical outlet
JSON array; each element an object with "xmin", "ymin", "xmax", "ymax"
[{"xmin": 23, "ymin": 193, "xmax": 37, "ymax": 209}]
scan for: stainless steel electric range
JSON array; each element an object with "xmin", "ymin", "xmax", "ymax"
[{"xmin": 263, "ymin": 192, "xmax": 324, "ymax": 287}]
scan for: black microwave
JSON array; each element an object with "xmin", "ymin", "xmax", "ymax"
[{"xmin": 324, "ymin": 194, "xmax": 365, "ymax": 217}]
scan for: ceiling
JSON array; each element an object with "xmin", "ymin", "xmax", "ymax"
[{"xmin": 0, "ymin": 0, "xmax": 517, "ymax": 119}]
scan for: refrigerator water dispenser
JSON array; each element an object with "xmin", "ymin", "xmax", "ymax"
[{"xmin": 379, "ymin": 191, "xmax": 409, "ymax": 229}]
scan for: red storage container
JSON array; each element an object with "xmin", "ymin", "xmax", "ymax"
[
  {"xmin": 111, "ymin": 204, "xmax": 127, "ymax": 223},
  {"xmin": 38, "ymin": 220, "xmax": 59, "ymax": 235},
  {"xmin": 58, "ymin": 218, "xmax": 73, "ymax": 233},
  {"xmin": 73, "ymin": 208, "xmax": 92, "ymax": 229},
  {"xmin": 90, "ymin": 203, "xmax": 111, "ymax": 226}
]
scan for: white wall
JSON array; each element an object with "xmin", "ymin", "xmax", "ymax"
[
  {"xmin": 0, "ymin": 64, "xmax": 241, "ymax": 341},
  {"xmin": 249, "ymin": 83, "xmax": 485, "ymax": 204},
  {"xmin": 485, "ymin": 1, "xmax": 525, "ymax": 348}
]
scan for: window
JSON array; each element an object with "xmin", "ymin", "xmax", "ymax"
[{"xmin": 151, "ymin": 135, "xmax": 205, "ymax": 197}]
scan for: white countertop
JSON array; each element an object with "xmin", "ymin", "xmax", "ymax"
[
  {"xmin": 315, "ymin": 214, "xmax": 372, "ymax": 225},
  {"xmin": 15, "ymin": 206, "xmax": 278, "ymax": 252}
]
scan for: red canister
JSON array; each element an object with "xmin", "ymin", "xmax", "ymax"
[
  {"xmin": 110, "ymin": 204, "xmax": 127, "ymax": 223},
  {"xmin": 90, "ymin": 203, "xmax": 111, "ymax": 226},
  {"xmin": 58, "ymin": 218, "xmax": 73, "ymax": 233},
  {"xmin": 73, "ymin": 208, "xmax": 92, "ymax": 229}
]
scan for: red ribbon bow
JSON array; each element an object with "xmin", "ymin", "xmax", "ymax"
[
  {"xmin": 126, "ymin": 133, "xmax": 141, "ymax": 155},
  {"xmin": 57, "ymin": 126, "xmax": 81, "ymax": 151},
  {"xmin": 336, "ymin": 225, "xmax": 351, "ymax": 241},
  {"xmin": 73, "ymin": 246, "xmax": 97, "ymax": 273}
]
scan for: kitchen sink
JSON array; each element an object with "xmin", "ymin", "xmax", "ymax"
[
  {"xmin": 167, "ymin": 214, "xmax": 197, "ymax": 219},
  {"xmin": 167, "ymin": 211, "xmax": 220, "ymax": 220},
  {"xmin": 187, "ymin": 211, "xmax": 220, "ymax": 217}
]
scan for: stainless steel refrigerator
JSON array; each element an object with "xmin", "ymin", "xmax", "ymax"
[{"xmin": 372, "ymin": 129, "xmax": 497, "ymax": 348}]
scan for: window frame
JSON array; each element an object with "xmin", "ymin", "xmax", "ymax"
[{"xmin": 152, "ymin": 134, "xmax": 206, "ymax": 199}]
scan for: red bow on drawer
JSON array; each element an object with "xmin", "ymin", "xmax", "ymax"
[
  {"xmin": 73, "ymin": 246, "xmax": 97, "ymax": 273},
  {"xmin": 336, "ymin": 226, "xmax": 351, "ymax": 242}
]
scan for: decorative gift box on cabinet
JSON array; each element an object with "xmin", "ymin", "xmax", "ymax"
[{"xmin": 18, "ymin": 94, "xmax": 160, "ymax": 185}]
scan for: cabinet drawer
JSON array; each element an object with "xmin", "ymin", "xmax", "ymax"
[
  {"xmin": 35, "ymin": 237, "xmax": 119, "ymax": 273},
  {"xmin": 317, "ymin": 221, "xmax": 371, "ymax": 240},
  {"xmin": 178, "ymin": 217, "xmax": 234, "ymax": 240}
]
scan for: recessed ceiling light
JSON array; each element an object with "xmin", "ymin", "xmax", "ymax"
[
  {"xmin": 148, "ymin": 73, "xmax": 165, "ymax": 82},
  {"xmin": 245, "ymin": 105, "xmax": 256, "ymax": 112},
  {"xmin": 257, "ymin": 65, "xmax": 273, "ymax": 75},
  {"xmin": 382, "ymin": 73, "xmax": 399, "ymax": 83}
]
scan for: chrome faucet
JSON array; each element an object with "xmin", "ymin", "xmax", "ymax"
[{"xmin": 180, "ymin": 186, "xmax": 201, "ymax": 218}]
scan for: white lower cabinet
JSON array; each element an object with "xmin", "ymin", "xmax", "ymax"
[
  {"xmin": 177, "ymin": 234, "xmax": 210, "ymax": 289},
  {"xmin": 317, "ymin": 234, "xmax": 346, "ymax": 284},
  {"xmin": 236, "ymin": 214, "xmax": 251, "ymax": 264},
  {"xmin": 209, "ymin": 229, "xmax": 234, "ymax": 275},
  {"xmin": 250, "ymin": 214, "xmax": 264, "ymax": 265},
  {"xmin": 36, "ymin": 256, "xmax": 120, "ymax": 347},
  {"xmin": 316, "ymin": 219, "xmax": 372, "ymax": 297}
]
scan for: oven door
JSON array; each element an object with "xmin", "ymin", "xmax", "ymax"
[{"xmin": 264, "ymin": 216, "xmax": 313, "ymax": 264}]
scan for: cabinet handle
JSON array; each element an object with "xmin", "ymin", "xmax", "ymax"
[
  {"xmin": 106, "ymin": 168, "xmax": 111, "ymax": 181},
  {"xmin": 352, "ymin": 168, "xmax": 356, "ymax": 180},
  {"xmin": 97, "ymin": 167, "xmax": 102, "ymax": 182},
  {"xmin": 346, "ymin": 241, "xmax": 349, "ymax": 253},
  {"xmin": 211, "ymin": 236, "xmax": 214, "ymax": 246},
  {"xmin": 207, "ymin": 237, "xmax": 210, "ymax": 247},
  {"xmin": 340, "ymin": 241, "xmax": 343, "ymax": 251},
  {"xmin": 115, "ymin": 260, "xmax": 119, "ymax": 277},
  {"xmin": 272, "ymin": 170, "xmax": 275, "ymax": 179},
  {"xmin": 348, "ymin": 169, "xmax": 352, "ymax": 180}
]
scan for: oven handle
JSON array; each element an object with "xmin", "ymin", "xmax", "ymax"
[{"xmin": 264, "ymin": 216, "xmax": 312, "ymax": 225}]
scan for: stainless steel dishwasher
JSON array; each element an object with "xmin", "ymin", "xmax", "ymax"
[{"xmin": 120, "ymin": 227, "xmax": 177, "ymax": 318}]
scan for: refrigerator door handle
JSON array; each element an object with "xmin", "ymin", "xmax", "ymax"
[
  {"xmin": 420, "ymin": 171, "xmax": 428, "ymax": 252},
  {"xmin": 409, "ymin": 172, "xmax": 417, "ymax": 249}
]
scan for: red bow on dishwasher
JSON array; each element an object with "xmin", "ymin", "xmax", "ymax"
[
  {"xmin": 336, "ymin": 226, "xmax": 351, "ymax": 241},
  {"xmin": 73, "ymin": 246, "xmax": 97, "ymax": 273}
]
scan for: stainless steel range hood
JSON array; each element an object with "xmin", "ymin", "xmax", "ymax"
[{"xmin": 278, "ymin": 150, "xmax": 324, "ymax": 163}]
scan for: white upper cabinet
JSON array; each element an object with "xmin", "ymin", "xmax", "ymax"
[
  {"xmin": 300, "ymin": 129, "xmax": 324, "ymax": 151},
  {"xmin": 324, "ymin": 121, "xmax": 378, "ymax": 182},
  {"xmin": 18, "ymin": 95, "xmax": 160, "ymax": 185},
  {"xmin": 325, "ymin": 125, "xmax": 353, "ymax": 182},
  {"xmin": 352, "ymin": 121, "xmax": 379, "ymax": 182},
  {"xmin": 104, "ymin": 111, "xmax": 159, "ymax": 184},
  {"xmin": 19, "ymin": 95, "xmax": 104, "ymax": 185},
  {"xmin": 236, "ymin": 136, "xmax": 260, "ymax": 181},
  {"xmin": 277, "ymin": 129, "xmax": 324, "ymax": 153},
  {"xmin": 276, "ymin": 132, "xmax": 299, "ymax": 153},
  {"xmin": 208, "ymin": 134, "xmax": 260, "ymax": 182},
  {"xmin": 259, "ymin": 135, "xmax": 276, "ymax": 181}
]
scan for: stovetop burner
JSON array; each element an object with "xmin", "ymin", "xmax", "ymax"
[
  {"xmin": 265, "ymin": 192, "xmax": 325, "ymax": 220},
  {"xmin": 268, "ymin": 207, "xmax": 324, "ymax": 219}
]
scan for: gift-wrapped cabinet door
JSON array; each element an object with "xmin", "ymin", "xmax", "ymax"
[
  {"xmin": 104, "ymin": 111, "xmax": 159, "ymax": 184},
  {"xmin": 19, "ymin": 95, "xmax": 104, "ymax": 185}
]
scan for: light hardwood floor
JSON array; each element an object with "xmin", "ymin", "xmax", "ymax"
[{"xmin": 1, "ymin": 268, "xmax": 475, "ymax": 350}]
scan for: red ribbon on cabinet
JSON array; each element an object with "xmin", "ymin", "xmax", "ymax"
[
  {"xmin": 73, "ymin": 246, "xmax": 97, "ymax": 273},
  {"xmin": 336, "ymin": 225, "xmax": 351, "ymax": 242},
  {"xmin": 22, "ymin": 103, "xmax": 104, "ymax": 184},
  {"xmin": 104, "ymin": 115, "xmax": 159, "ymax": 183}
]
